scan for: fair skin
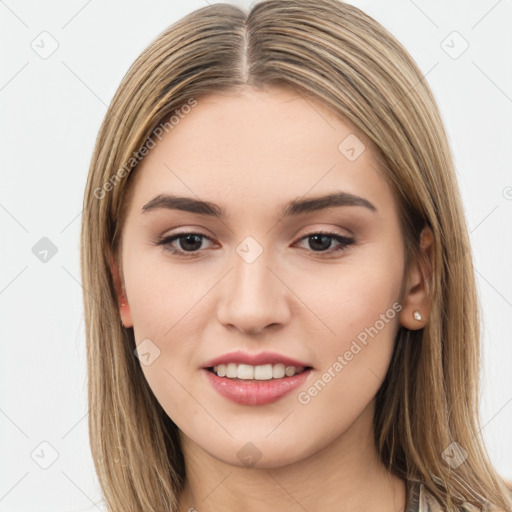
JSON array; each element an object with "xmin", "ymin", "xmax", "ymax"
[{"xmin": 111, "ymin": 86, "xmax": 433, "ymax": 512}]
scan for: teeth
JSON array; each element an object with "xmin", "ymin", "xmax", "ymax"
[{"xmin": 212, "ymin": 363, "xmax": 305, "ymax": 380}]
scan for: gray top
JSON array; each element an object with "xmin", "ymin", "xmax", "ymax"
[
  {"xmin": 406, "ymin": 480, "xmax": 444, "ymax": 511},
  {"xmin": 406, "ymin": 479, "xmax": 487, "ymax": 512}
]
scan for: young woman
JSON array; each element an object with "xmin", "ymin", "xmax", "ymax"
[{"xmin": 80, "ymin": 1, "xmax": 512, "ymax": 511}]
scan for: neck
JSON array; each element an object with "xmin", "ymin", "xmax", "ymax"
[{"xmin": 177, "ymin": 402, "xmax": 406, "ymax": 512}]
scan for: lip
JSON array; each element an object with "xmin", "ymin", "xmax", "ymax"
[
  {"xmin": 203, "ymin": 367, "xmax": 313, "ymax": 406},
  {"xmin": 201, "ymin": 350, "xmax": 312, "ymax": 369}
]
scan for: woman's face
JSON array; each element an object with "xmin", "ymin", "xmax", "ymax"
[{"xmin": 114, "ymin": 86, "xmax": 422, "ymax": 468}]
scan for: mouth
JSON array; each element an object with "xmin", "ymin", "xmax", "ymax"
[
  {"xmin": 206, "ymin": 363, "xmax": 313, "ymax": 381},
  {"xmin": 203, "ymin": 364, "xmax": 314, "ymax": 405}
]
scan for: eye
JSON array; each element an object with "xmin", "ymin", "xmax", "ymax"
[
  {"xmin": 155, "ymin": 232, "xmax": 213, "ymax": 257},
  {"xmin": 154, "ymin": 230, "xmax": 355, "ymax": 258},
  {"xmin": 296, "ymin": 231, "xmax": 355, "ymax": 256}
]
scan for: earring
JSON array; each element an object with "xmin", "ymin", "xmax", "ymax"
[{"xmin": 413, "ymin": 310, "xmax": 422, "ymax": 321}]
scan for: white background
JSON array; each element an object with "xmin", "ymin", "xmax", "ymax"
[{"xmin": 1, "ymin": 0, "xmax": 511, "ymax": 510}]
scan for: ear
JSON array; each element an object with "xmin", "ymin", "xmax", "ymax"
[
  {"xmin": 108, "ymin": 250, "xmax": 133, "ymax": 328},
  {"xmin": 399, "ymin": 225, "xmax": 434, "ymax": 330}
]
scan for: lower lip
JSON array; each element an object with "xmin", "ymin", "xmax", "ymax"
[{"xmin": 203, "ymin": 368, "xmax": 312, "ymax": 406}]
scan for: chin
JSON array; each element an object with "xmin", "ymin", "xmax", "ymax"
[{"xmin": 199, "ymin": 432, "xmax": 323, "ymax": 470}]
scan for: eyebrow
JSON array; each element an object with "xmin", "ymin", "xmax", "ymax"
[{"xmin": 141, "ymin": 191, "xmax": 377, "ymax": 218}]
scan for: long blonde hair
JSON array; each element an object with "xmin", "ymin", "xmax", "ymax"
[{"xmin": 80, "ymin": 1, "xmax": 512, "ymax": 510}]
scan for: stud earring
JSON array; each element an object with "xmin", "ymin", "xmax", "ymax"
[{"xmin": 413, "ymin": 310, "xmax": 422, "ymax": 321}]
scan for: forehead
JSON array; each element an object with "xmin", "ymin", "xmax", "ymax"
[{"xmin": 124, "ymin": 86, "xmax": 394, "ymax": 221}]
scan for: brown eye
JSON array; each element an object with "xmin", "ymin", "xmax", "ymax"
[
  {"xmin": 156, "ymin": 232, "xmax": 213, "ymax": 256},
  {"xmin": 297, "ymin": 232, "xmax": 355, "ymax": 255}
]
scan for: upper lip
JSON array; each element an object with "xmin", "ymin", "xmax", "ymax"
[{"xmin": 202, "ymin": 350, "xmax": 312, "ymax": 369}]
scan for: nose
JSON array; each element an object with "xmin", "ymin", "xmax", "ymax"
[{"xmin": 216, "ymin": 252, "xmax": 291, "ymax": 335}]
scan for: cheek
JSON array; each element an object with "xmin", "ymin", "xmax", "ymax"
[
  {"xmin": 122, "ymin": 249, "xmax": 221, "ymax": 425},
  {"xmin": 301, "ymin": 248, "xmax": 403, "ymax": 347},
  {"xmin": 124, "ymin": 245, "xmax": 210, "ymax": 340},
  {"xmin": 292, "ymin": 281, "xmax": 402, "ymax": 444},
  {"xmin": 300, "ymin": 250, "xmax": 403, "ymax": 400}
]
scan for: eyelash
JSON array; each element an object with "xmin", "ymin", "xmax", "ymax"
[{"xmin": 154, "ymin": 231, "xmax": 355, "ymax": 258}]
